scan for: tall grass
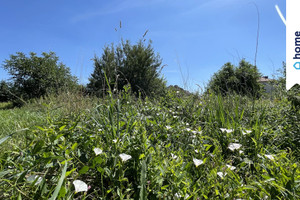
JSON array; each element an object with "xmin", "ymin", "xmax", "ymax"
[{"xmin": 0, "ymin": 88, "xmax": 299, "ymax": 199}]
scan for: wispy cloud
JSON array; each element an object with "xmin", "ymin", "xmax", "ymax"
[
  {"xmin": 70, "ymin": 0, "xmax": 160, "ymax": 23},
  {"xmin": 180, "ymin": 0, "xmax": 240, "ymax": 17}
]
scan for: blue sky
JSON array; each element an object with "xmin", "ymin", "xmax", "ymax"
[{"xmin": 0, "ymin": 0, "xmax": 286, "ymax": 92}]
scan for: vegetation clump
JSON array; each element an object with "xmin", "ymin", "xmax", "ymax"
[
  {"xmin": 1, "ymin": 52, "xmax": 78, "ymax": 106},
  {"xmin": 87, "ymin": 39, "xmax": 166, "ymax": 98},
  {"xmin": 207, "ymin": 59, "xmax": 262, "ymax": 97}
]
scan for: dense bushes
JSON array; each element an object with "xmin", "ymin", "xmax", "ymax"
[
  {"xmin": 87, "ymin": 39, "xmax": 166, "ymax": 97},
  {"xmin": 1, "ymin": 52, "xmax": 78, "ymax": 105},
  {"xmin": 207, "ymin": 59, "xmax": 262, "ymax": 97}
]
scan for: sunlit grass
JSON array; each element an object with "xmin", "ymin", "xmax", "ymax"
[{"xmin": 0, "ymin": 89, "xmax": 299, "ymax": 199}]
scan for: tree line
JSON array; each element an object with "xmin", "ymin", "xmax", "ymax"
[{"xmin": 0, "ymin": 38, "xmax": 286, "ymax": 106}]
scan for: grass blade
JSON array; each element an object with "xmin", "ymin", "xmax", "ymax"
[{"xmin": 49, "ymin": 161, "xmax": 68, "ymax": 200}]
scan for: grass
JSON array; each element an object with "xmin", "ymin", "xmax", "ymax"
[{"xmin": 0, "ymin": 88, "xmax": 299, "ymax": 199}]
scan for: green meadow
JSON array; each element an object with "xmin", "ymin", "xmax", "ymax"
[{"xmin": 0, "ymin": 87, "xmax": 299, "ymax": 199}]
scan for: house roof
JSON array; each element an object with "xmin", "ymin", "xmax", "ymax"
[{"xmin": 258, "ymin": 76, "xmax": 273, "ymax": 83}]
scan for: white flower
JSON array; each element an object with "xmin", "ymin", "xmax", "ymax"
[
  {"xmin": 166, "ymin": 125, "xmax": 172, "ymax": 130},
  {"xmin": 185, "ymin": 128, "xmax": 191, "ymax": 132},
  {"xmin": 119, "ymin": 153, "xmax": 132, "ymax": 162},
  {"xmin": 171, "ymin": 153, "xmax": 178, "ymax": 159},
  {"xmin": 27, "ymin": 175, "xmax": 42, "ymax": 185},
  {"xmin": 220, "ymin": 128, "xmax": 234, "ymax": 133},
  {"xmin": 242, "ymin": 130, "xmax": 251, "ymax": 135},
  {"xmin": 186, "ymin": 123, "xmax": 189, "ymax": 126},
  {"xmin": 195, "ymin": 149, "xmax": 199, "ymax": 153},
  {"xmin": 226, "ymin": 164, "xmax": 236, "ymax": 170},
  {"xmin": 93, "ymin": 148, "xmax": 103, "ymax": 155},
  {"xmin": 73, "ymin": 180, "xmax": 88, "ymax": 193},
  {"xmin": 113, "ymin": 139, "xmax": 117, "ymax": 143},
  {"xmin": 217, "ymin": 172, "xmax": 227, "ymax": 178},
  {"xmin": 98, "ymin": 128, "xmax": 103, "ymax": 132},
  {"xmin": 193, "ymin": 158, "xmax": 204, "ymax": 167},
  {"xmin": 228, "ymin": 143, "xmax": 242, "ymax": 151},
  {"xmin": 265, "ymin": 154, "xmax": 275, "ymax": 160}
]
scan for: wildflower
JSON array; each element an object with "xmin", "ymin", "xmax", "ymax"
[
  {"xmin": 265, "ymin": 154, "xmax": 275, "ymax": 160},
  {"xmin": 27, "ymin": 175, "xmax": 42, "ymax": 185},
  {"xmin": 217, "ymin": 172, "xmax": 227, "ymax": 178},
  {"xmin": 228, "ymin": 143, "xmax": 242, "ymax": 151},
  {"xmin": 119, "ymin": 153, "xmax": 132, "ymax": 162},
  {"xmin": 226, "ymin": 164, "xmax": 236, "ymax": 170},
  {"xmin": 242, "ymin": 130, "xmax": 251, "ymax": 135},
  {"xmin": 73, "ymin": 180, "xmax": 88, "ymax": 193},
  {"xmin": 113, "ymin": 139, "xmax": 117, "ymax": 143},
  {"xmin": 93, "ymin": 148, "xmax": 103, "ymax": 155},
  {"xmin": 220, "ymin": 128, "xmax": 234, "ymax": 133},
  {"xmin": 171, "ymin": 153, "xmax": 178, "ymax": 159},
  {"xmin": 193, "ymin": 158, "xmax": 204, "ymax": 167},
  {"xmin": 185, "ymin": 128, "xmax": 191, "ymax": 132},
  {"xmin": 166, "ymin": 125, "xmax": 172, "ymax": 130}
]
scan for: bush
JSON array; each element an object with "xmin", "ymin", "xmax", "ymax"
[
  {"xmin": 0, "ymin": 81, "xmax": 11, "ymax": 102},
  {"xmin": 2, "ymin": 52, "xmax": 78, "ymax": 104},
  {"xmin": 207, "ymin": 59, "xmax": 262, "ymax": 97},
  {"xmin": 87, "ymin": 39, "xmax": 166, "ymax": 97}
]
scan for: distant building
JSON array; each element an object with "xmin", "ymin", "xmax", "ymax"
[{"xmin": 258, "ymin": 76, "xmax": 274, "ymax": 94}]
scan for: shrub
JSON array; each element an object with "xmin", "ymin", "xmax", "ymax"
[
  {"xmin": 2, "ymin": 52, "xmax": 78, "ymax": 104},
  {"xmin": 207, "ymin": 59, "xmax": 262, "ymax": 97},
  {"xmin": 87, "ymin": 39, "xmax": 166, "ymax": 97}
]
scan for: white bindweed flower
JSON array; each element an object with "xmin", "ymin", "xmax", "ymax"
[
  {"xmin": 265, "ymin": 154, "xmax": 275, "ymax": 160},
  {"xmin": 171, "ymin": 153, "xmax": 178, "ymax": 159},
  {"xmin": 220, "ymin": 128, "xmax": 234, "ymax": 133},
  {"xmin": 166, "ymin": 125, "xmax": 172, "ymax": 130},
  {"xmin": 73, "ymin": 180, "xmax": 88, "ymax": 193},
  {"xmin": 217, "ymin": 172, "xmax": 227, "ymax": 178},
  {"xmin": 228, "ymin": 143, "xmax": 242, "ymax": 151},
  {"xmin": 119, "ymin": 153, "xmax": 132, "ymax": 162},
  {"xmin": 226, "ymin": 164, "xmax": 236, "ymax": 170},
  {"xmin": 193, "ymin": 158, "xmax": 204, "ymax": 167},
  {"xmin": 27, "ymin": 175, "xmax": 42, "ymax": 185},
  {"xmin": 93, "ymin": 148, "xmax": 103, "ymax": 155},
  {"xmin": 242, "ymin": 130, "xmax": 251, "ymax": 135}
]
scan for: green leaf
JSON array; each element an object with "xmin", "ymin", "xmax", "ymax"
[
  {"xmin": 0, "ymin": 135, "xmax": 11, "ymax": 145},
  {"xmin": 32, "ymin": 140, "xmax": 44, "ymax": 154},
  {"xmin": 59, "ymin": 125, "xmax": 67, "ymax": 131},
  {"xmin": 79, "ymin": 166, "xmax": 89, "ymax": 175},
  {"xmin": 49, "ymin": 161, "xmax": 68, "ymax": 200}
]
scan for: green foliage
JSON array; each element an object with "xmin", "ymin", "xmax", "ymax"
[
  {"xmin": 2, "ymin": 52, "xmax": 78, "ymax": 105},
  {"xmin": 0, "ymin": 87, "xmax": 299, "ymax": 199},
  {"xmin": 0, "ymin": 80, "xmax": 11, "ymax": 102},
  {"xmin": 207, "ymin": 59, "xmax": 262, "ymax": 97},
  {"xmin": 87, "ymin": 39, "xmax": 166, "ymax": 97}
]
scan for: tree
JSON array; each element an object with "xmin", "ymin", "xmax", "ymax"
[
  {"xmin": 2, "ymin": 52, "xmax": 78, "ymax": 102},
  {"xmin": 207, "ymin": 59, "xmax": 262, "ymax": 97},
  {"xmin": 87, "ymin": 39, "xmax": 166, "ymax": 97},
  {"xmin": 0, "ymin": 80, "xmax": 11, "ymax": 102}
]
